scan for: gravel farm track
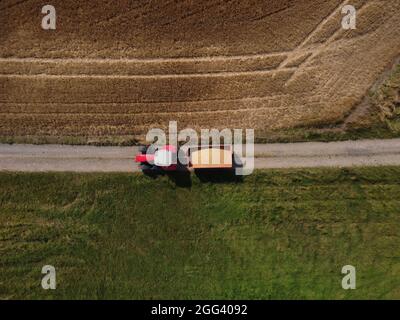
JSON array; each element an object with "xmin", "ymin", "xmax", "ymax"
[
  {"xmin": 2, "ymin": 138, "xmax": 400, "ymax": 172},
  {"xmin": 0, "ymin": 0, "xmax": 400, "ymax": 142}
]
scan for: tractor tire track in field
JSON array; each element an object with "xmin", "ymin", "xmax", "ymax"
[
  {"xmin": 0, "ymin": 67, "xmax": 299, "ymax": 79},
  {"xmin": 1, "ymin": 139, "xmax": 400, "ymax": 172},
  {"xmin": 277, "ymin": 0, "xmax": 352, "ymax": 70}
]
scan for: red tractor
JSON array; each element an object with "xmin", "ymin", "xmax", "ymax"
[{"xmin": 135, "ymin": 145, "xmax": 180, "ymax": 173}]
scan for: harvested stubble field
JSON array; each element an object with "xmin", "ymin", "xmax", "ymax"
[{"xmin": 0, "ymin": 0, "xmax": 400, "ymax": 143}]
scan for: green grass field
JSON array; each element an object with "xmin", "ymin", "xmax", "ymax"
[{"xmin": 1, "ymin": 168, "xmax": 400, "ymax": 299}]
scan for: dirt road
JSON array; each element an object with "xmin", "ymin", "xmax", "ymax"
[{"xmin": 1, "ymin": 139, "xmax": 400, "ymax": 172}]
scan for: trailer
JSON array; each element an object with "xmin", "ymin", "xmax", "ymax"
[{"xmin": 188, "ymin": 145, "xmax": 233, "ymax": 169}]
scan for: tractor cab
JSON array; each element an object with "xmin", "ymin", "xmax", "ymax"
[
  {"xmin": 135, "ymin": 145, "xmax": 178, "ymax": 172},
  {"xmin": 154, "ymin": 149, "xmax": 174, "ymax": 167}
]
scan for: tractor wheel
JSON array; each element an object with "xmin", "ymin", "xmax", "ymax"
[
  {"xmin": 139, "ymin": 145, "xmax": 148, "ymax": 154},
  {"xmin": 141, "ymin": 163, "xmax": 162, "ymax": 176},
  {"xmin": 140, "ymin": 163, "xmax": 152, "ymax": 171},
  {"xmin": 151, "ymin": 166, "xmax": 163, "ymax": 174}
]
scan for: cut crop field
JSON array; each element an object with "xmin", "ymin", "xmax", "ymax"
[
  {"xmin": 1, "ymin": 168, "xmax": 400, "ymax": 299},
  {"xmin": 0, "ymin": 0, "xmax": 400, "ymax": 143}
]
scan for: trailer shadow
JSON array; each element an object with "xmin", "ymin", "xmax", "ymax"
[
  {"xmin": 194, "ymin": 168, "xmax": 243, "ymax": 183},
  {"xmin": 166, "ymin": 170, "xmax": 192, "ymax": 188}
]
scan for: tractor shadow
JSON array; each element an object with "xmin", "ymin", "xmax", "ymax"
[{"xmin": 142, "ymin": 165, "xmax": 192, "ymax": 188}]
